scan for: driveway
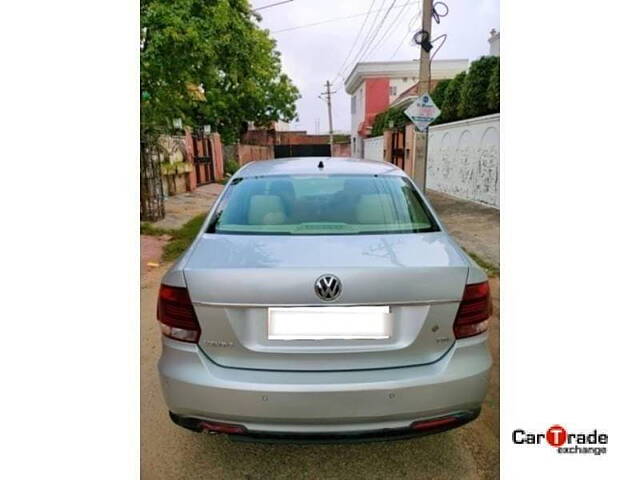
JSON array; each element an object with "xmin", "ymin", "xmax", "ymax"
[
  {"xmin": 151, "ymin": 183, "xmax": 224, "ymax": 231},
  {"xmin": 426, "ymin": 190, "xmax": 499, "ymax": 267},
  {"xmin": 141, "ymin": 184, "xmax": 500, "ymax": 479}
]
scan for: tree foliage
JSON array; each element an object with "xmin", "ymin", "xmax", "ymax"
[
  {"xmin": 429, "ymin": 79, "xmax": 451, "ymax": 126},
  {"xmin": 441, "ymin": 71, "xmax": 466, "ymax": 123},
  {"xmin": 458, "ymin": 55, "xmax": 499, "ymax": 119},
  {"xmin": 487, "ymin": 61, "xmax": 500, "ymax": 113},
  {"xmin": 141, "ymin": 0, "xmax": 299, "ymax": 143},
  {"xmin": 431, "ymin": 79, "xmax": 450, "ymax": 108},
  {"xmin": 368, "ymin": 57, "xmax": 501, "ymax": 137},
  {"xmin": 371, "ymin": 106, "xmax": 410, "ymax": 137}
]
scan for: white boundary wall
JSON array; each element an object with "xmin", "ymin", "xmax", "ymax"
[
  {"xmin": 427, "ymin": 114, "xmax": 500, "ymax": 208},
  {"xmin": 363, "ymin": 136, "xmax": 384, "ymax": 161}
]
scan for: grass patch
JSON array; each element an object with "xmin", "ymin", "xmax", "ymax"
[
  {"xmin": 162, "ymin": 213, "xmax": 208, "ymax": 261},
  {"xmin": 140, "ymin": 222, "xmax": 171, "ymax": 236},
  {"xmin": 463, "ymin": 249, "xmax": 500, "ymax": 277},
  {"xmin": 141, "ymin": 213, "xmax": 208, "ymax": 262}
]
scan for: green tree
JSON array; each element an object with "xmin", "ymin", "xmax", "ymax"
[
  {"xmin": 429, "ymin": 79, "xmax": 451, "ymax": 125},
  {"xmin": 487, "ymin": 61, "xmax": 500, "ymax": 113},
  {"xmin": 430, "ymin": 79, "xmax": 450, "ymax": 109},
  {"xmin": 371, "ymin": 106, "xmax": 409, "ymax": 137},
  {"xmin": 458, "ymin": 56, "xmax": 499, "ymax": 119},
  {"xmin": 440, "ymin": 72, "xmax": 466, "ymax": 123},
  {"xmin": 141, "ymin": 0, "xmax": 299, "ymax": 141}
]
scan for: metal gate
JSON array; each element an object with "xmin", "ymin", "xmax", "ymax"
[
  {"xmin": 140, "ymin": 140, "xmax": 165, "ymax": 221},
  {"xmin": 390, "ymin": 130, "xmax": 406, "ymax": 170},
  {"xmin": 274, "ymin": 144, "xmax": 331, "ymax": 158},
  {"xmin": 191, "ymin": 135, "xmax": 215, "ymax": 185}
]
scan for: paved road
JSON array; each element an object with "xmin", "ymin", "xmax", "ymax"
[
  {"xmin": 426, "ymin": 190, "xmax": 500, "ymax": 268},
  {"xmin": 151, "ymin": 183, "xmax": 224, "ymax": 231}
]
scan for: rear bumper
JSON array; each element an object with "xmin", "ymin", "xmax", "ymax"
[
  {"xmin": 169, "ymin": 408, "xmax": 481, "ymax": 444},
  {"xmin": 157, "ymin": 333, "xmax": 491, "ymax": 436}
]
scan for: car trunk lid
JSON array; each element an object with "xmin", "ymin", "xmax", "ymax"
[{"xmin": 184, "ymin": 232, "xmax": 469, "ymax": 371}]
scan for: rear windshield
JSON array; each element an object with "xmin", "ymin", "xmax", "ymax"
[{"xmin": 207, "ymin": 174, "xmax": 439, "ymax": 235}]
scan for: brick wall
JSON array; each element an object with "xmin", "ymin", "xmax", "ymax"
[
  {"xmin": 331, "ymin": 143, "xmax": 351, "ymax": 157},
  {"xmin": 180, "ymin": 131, "xmax": 198, "ymax": 191},
  {"xmin": 183, "ymin": 129, "xmax": 224, "ymax": 185},
  {"xmin": 276, "ymin": 132, "xmax": 332, "ymax": 145},
  {"xmin": 211, "ymin": 133, "xmax": 224, "ymax": 182},
  {"xmin": 237, "ymin": 144, "xmax": 275, "ymax": 165},
  {"xmin": 241, "ymin": 129, "xmax": 336, "ymax": 146},
  {"xmin": 241, "ymin": 129, "xmax": 276, "ymax": 145}
]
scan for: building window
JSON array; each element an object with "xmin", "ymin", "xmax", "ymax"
[{"xmin": 389, "ymin": 86, "xmax": 397, "ymax": 96}]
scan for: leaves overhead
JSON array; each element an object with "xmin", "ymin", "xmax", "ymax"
[{"xmin": 141, "ymin": 0, "xmax": 300, "ymax": 142}]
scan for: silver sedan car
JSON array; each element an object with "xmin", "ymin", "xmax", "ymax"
[{"xmin": 157, "ymin": 157, "xmax": 492, "ymax": 442}]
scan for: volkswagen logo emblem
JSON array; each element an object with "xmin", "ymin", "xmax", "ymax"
[{"xmin": 314, "ymin": 274, "xmax": 342, "ymax": 301}]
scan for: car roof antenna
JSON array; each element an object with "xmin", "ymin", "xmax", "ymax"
[{"xmin": 318, "ymin": 160, "xmax": 324, "ymax": 169}]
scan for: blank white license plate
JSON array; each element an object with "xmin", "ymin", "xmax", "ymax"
[{"xmin": 268, "ymin": 306, "xmax": 391, "ymax": 340}]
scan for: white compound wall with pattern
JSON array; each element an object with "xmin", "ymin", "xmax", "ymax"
[{"xmin": 426, "ymin": 114, "xmax": 500, "ymax": 208}]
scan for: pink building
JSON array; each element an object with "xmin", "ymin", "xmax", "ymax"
[{"xmin": 344, "ymin": 59, "xmax": 468, "ymax": 158}]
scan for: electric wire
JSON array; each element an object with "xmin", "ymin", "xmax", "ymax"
[
  {"xmin": 429, "ymin": 33, "xmax": 447, "ymax": 62},
  {"xmin": 390, "ymin": 1, "xmax": 449, "ymax": 60},
  {"xmin": 271, "ymin": 1, "xmax": 419, "ymax": 34},
  {"xmin": 341, "ymin": 0, "xmax": 398, "ymax": 79},
  {"xmin": 431, "ymin": 1, "xmax": 449, "ymax": 23},
  {"xmin": 253, "ymin": 0, "xmax": 294, "ymax": 12},
  {"xmin": 389, "ymin": 7, "xmax": 422, "ymax": 60},
  {"xmin": 342, "ymin": 0, "xmax": 391, "ymax": 75},
  {"xmin": 363, "ymin": 0, "xmax": 413, "ymax": 61},
  {"xmin": 331, "ymin": 0, "xmax": 378, "ymax": 84}
]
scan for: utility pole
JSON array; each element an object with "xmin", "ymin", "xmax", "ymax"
[
  {"xmin": 414, "ymin": 0, "xmax": 433, "ymax": 192},
  {"xmin": 321, "ymin": 80, "xmax": 336, "ymax": 153}
]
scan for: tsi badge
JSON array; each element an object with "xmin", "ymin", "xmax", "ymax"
[{"xmin": 203, "ymin": 340, "xmax": 234, "ymax": 348}]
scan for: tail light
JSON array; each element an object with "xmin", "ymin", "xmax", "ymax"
[
  {"xmin": 157, "ymin": 284, "xmax": 201, "ymax": 343},
  {"xmin": 454, "ymin": 281, "xmax": 492, "ymax": 339},
  {"xmin": 199, "ymin": 420, "xmax": 247, "ymax": 435},
  {"xmin": 411, "ymin": 416, "xmax": 459, "ymax": 431}
]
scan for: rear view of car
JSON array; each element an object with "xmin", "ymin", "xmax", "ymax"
[{"xmin": 157, "ymin": 157, "xmax": 492, "ymax": 442}]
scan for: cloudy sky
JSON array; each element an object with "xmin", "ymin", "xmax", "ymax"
[{"xmin": 254, "ymin": 0, "xmax": 499, "ymax": 133}]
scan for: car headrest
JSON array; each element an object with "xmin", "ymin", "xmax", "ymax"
[
  {"xmin": 343, "ymin": 177, "xmax": 378, "ymax": 196},
  {"xmin": 269, "ymin": 180, "xmax": 296, "ymax": 215},
  {"xmin": 355, "ymin": 193, "xmax": 395, "ymax": 224},
  {"xmin": 269, "ymin": 179, "xmax": 295, "ymax": 196},
  {"xmin": 248, "ymin": 195, "xmax": 287, "ymax": 225}
]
